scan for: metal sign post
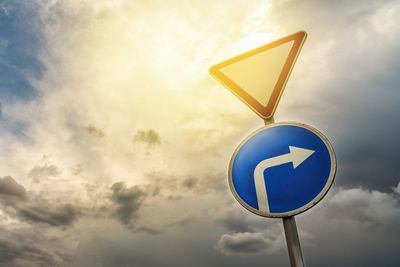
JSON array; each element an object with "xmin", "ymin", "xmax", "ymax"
[{"xmin": 283, "ymin": 216, "xmax": 304, "ymax": 267}]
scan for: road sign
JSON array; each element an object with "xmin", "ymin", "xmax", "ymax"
[
  {"xmin": 229, "ymin": 122, "xmax": 336, "ymax": 218},
  {"xmin": 209, "ymin": 31, "xmax": 307, "ymax": 119}
]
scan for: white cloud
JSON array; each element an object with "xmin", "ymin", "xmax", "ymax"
[
  {"xmin": 392, "ymin": 182, "xmax": 400, "ymax": 194},
  {"xmin": 216, "ymin": 231, "xmax": 284, "ymax": 256},
  {"xmin": 323, "ymin": 187, "xmax": 400, "ymax": 225}
]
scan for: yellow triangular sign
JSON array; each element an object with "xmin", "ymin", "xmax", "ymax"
[{"xmin": 209, "ymin": 31, "xmax": 307, "ymax": 119}]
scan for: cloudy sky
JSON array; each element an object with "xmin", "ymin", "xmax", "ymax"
[{"xmin": 0, "ymin": 0, "xmax": 399, "ymax": 266}]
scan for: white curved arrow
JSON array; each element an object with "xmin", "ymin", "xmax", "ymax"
[{"xmin": 254, "ymin": 146, "xmax": 315, "ymax": 213}]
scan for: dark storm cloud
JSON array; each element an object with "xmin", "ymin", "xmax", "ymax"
[
  {"xmin": 167, "ymin": 195, "xmax": 182, "ymax": 201},
  {"xmin": 28, "ymin": 164, "xmax": 61, "ymax": 180},
  {"xmin": 0, "ymin": 176, "xmax": 26, "ymax": 201},
  {"xmin": 0, "ymin": 239, "xmax": 58, "ymax": 266},
  {"xmin": 321, "ymin": 44, "xmax": 400, "ymax": 191},
  {"xmin": 181, "ymin": 177, "xmax": 198, "ymax": 189},
  {"xmin": 110, "ymin": 182, "xmax": 146, "ymax": 226},
  {"xmin": 107, "ymin": 172, "xmax": 228, "ymax": 231},
  {"xmin": 0, "ymin": 226, "xmax": 70, "ymax": 267},
  {"xmin": 0, "ymin": 176, "xmax": 80, "ymax": 228},
  {"xmin": 85, "ymin": 124, "xmax": 105, "ymax": 137},
  {"xmin": 173, "ymin": 172, "xmax": 227, "ymax": 194},
  {"xmin": 145, "ymin": 170, "xmax": 227, "ymax": 196},
  {"xmin": 19, "ymin": 203, "xmax": 80, "ymax": 227},
  {"xmin": 269, "ymin": 0, "xmax": 400, "ymax": 192},
  {"xmin": 133, "ymin": 129, "xmax": 161, "ymax": 147}
]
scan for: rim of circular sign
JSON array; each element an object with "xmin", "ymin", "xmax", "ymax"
[{"xmin": 228, "ymin": 122, "xmax": 337, "ymax": 218}]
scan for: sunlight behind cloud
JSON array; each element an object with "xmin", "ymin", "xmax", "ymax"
[
  {"xmin": 0, "ymin": 0, "xmax": 282, "ymax": 202},
  {"xmin": 1, "ymin": 0, "xmax": 400, "ymax": 266}
]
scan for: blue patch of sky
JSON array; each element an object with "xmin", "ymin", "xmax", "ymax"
[
  {"xmin": 0, "ymin": 1, "xmax": 45, "ymax": 102},
  {"xmin": 0, "ymin": 1, "xmax": 45, "ymax": 137}
]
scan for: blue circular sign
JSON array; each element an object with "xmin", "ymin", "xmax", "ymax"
[{"xmin": 229, "ymin": 122, "xmax": 336, "ymax": 218}]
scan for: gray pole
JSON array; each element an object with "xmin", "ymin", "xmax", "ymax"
[
  {"xmin": 263, "ymin": 118, "xmax": 304, "ymax": 267},
  {"xmin": 283, "ymin": 216, "xmax": 304, "ymax": 267}
]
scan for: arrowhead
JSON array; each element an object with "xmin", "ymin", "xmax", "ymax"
[{"xmin": 289, "ymin": 146, "xmax": 315, "ymax": 168}]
